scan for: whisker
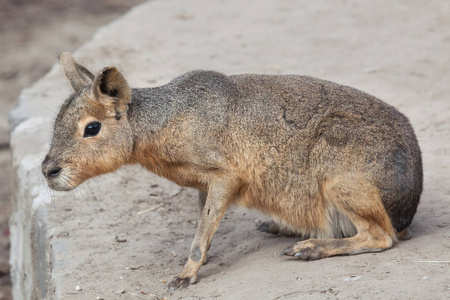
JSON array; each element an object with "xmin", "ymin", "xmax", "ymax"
[{"xmin": 84, "ymin": 181, "xmax": 98, "ymax": 202}]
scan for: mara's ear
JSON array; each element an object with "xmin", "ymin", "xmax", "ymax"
[
  {"xmin": 59, "ymin": 52, "xmax": 95, "ymax": 92},
  {"xmin": 91, "ymin": 66, "xmax": 132, "ymax": 119}
]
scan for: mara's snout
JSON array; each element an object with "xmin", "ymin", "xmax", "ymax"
[{"xmin": 41, "ymin": 154, "xmax": 74, "ymax": 191}]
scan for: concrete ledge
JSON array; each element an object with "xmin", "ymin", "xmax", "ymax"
[{"xmin": 9, "ymin": 1, "xmax": 450, "ymax": 299}]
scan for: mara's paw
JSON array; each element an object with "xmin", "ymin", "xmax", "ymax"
[
  {"xmin": 280, "ymin": 240, "xmax": 323, "ymax": 260},
  {"xmin": 166, "ymin": 275, "xmax": 197, "ymax": 294},
  {"xmin": 257, "ymin": 220, "xmax": 281, "ymax": 235},
  {"xmin": 257, "ymin": 221, "xmax": 298, "ymax": 237}
]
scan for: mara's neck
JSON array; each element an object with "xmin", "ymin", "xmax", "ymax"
[{"xmin": 127, "ymin": 86, "xmax": 175, "ymax": 138}]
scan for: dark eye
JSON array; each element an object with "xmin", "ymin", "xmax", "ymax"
[{"xmin": 83, "ymin": 121, "xmax": 101, "ymax": 138}]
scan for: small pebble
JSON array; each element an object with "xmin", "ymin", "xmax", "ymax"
[{"xmin": 75, "ymin": 285, "xmax": 82, "ymax": 291}]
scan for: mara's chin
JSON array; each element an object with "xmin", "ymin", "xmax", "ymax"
[
  {"xmin": 46, "ymin": 178, "xmax": 79, "ymax": 192},
  {"xmin": 50, "ymin": 185, "xmax": 75, "ymax": 192}
]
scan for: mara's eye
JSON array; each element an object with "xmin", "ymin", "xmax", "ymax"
[{"xmin": 83, "ymin": 121, "xmax": 101, "ymax": 138}]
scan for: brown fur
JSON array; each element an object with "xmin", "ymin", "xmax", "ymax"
[{"xmin": 42, "ymin": 53, "xmax": 423, "ymax": 292}]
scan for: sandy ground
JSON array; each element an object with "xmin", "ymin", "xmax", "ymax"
[
  {"xmin": 0, "ymin": 1, "xmax": 144, "ymax": 299},
  {"xmin": 4, "ymin": 0, "xmax": 450, "ymax": 299}
]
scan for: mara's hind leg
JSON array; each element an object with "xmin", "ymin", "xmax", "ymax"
[{"xmin": 282, "ymin": 176, "xmax": 396, "ymax": 259}]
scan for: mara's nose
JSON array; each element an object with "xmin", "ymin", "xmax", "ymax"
[
  {"xmin": 42, "ymin": 155, "xmax": 62, "ymax": 178},
  {"xmin": 47, "ymin": 166, "xmax": 62, "ymax": 178}
]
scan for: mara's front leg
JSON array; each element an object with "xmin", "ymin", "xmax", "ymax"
[{"xmin": 167, "ymin": 178, "xmax": 238, "ymax": 293}]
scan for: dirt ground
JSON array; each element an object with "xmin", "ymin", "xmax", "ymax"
[
  {"xmin": 3, "ymin": 0, "xmax": 450, "ymax": 299},
  {"xmin": 0, "ymin": 1, "xmax": 144, "ymax": 298}
]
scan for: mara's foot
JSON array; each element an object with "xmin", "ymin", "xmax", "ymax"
[
  {"xmin": 167, "ymin": 275, "xmax": 197, "ymax": 293},
  {"xmin": 257, "ymin": 220, "xmax": 298, "ymax": 237},
  {"xmin": 280, "ymin": 239, "xmax": 324, "ymax": 260}
]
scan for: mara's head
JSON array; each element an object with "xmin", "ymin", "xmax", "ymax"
[{"xmin": 42, "ymin": 53, "xmax": 133, "ymax": 191}]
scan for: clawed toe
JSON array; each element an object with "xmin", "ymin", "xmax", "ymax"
[
  {"xmin": 293, "ymin": 247, "xmax": 316, "ymax": 260},
  {"xmin": 280, "ymin": 242, "xmax": 322, "ymax": 260},
  {"xmin": 280, "ymin": 245, "xmax": 295, "ymax": 256},
  {"xmin": 167, "ymin": 276, "xmax": 195, "ymax": 294},
  {"xmin": 257, "ymin": 221, "xmax": 279, "ymax": 235}
]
